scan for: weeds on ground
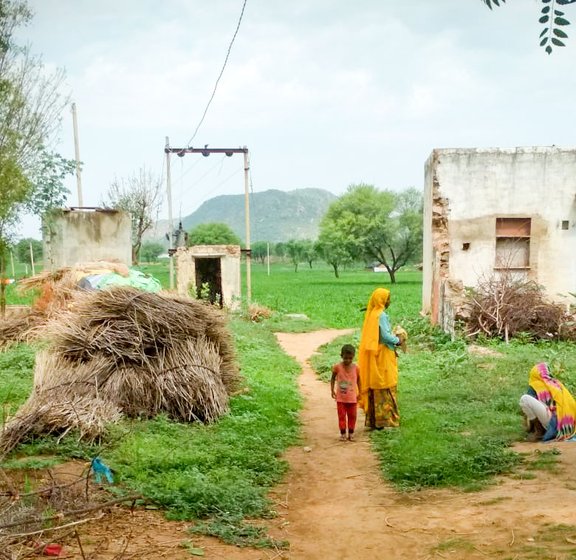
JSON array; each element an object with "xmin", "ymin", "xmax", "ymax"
[
  {"xmin": 511, "ymin": 523, "xmax": 576, "ymax": 560},
  {"xmin": 188, "ymin": 514, "xmax": 288, "ymax": 549},
  {"xmin": 432, "ymin": 537, "xmax": 476, "ymax": 554},
  {"xmin": 520, "ymin": 448, "xmax": 561, "ymax": 473}
]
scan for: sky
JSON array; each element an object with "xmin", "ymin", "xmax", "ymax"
[{"xmin": 15, "ymin": 0, "xmax": 576, "ymax": 238}]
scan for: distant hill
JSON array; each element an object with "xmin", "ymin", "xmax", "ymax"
[{"xmin": 150, "ymin": 188, "xmax": 337, "ymax": 243}]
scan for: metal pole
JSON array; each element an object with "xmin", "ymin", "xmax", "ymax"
[
  {"xmin": 243, "ymin": 148, "xmax": 251, "ymax": 303},
  {"xmin": 165, "ymin": 136, "xmax": 174, "ymax": 290},
  {"xmin": 71, "ymin": 103, "xmax": 83, "ymax": 206}
]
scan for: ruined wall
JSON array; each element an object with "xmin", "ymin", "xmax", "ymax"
[
  {"xmin": 423, "ymin": 147, "xmax": 576, "ymax": 326},
  {"xmin": 43, "ymin": 209, "xmax": 132, "ymax": 270},
  {"xmin": 175, "ymin": 245, "xmax": 241, "ymax": 309}
]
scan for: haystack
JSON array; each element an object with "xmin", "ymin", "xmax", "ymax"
[
  {"xmin": 0, "ymin": 311, "xmax": 45, "ymax": 351},
  {"xmin": 0, "ymin": 263, "xmax": 131, "ymax": 351},
  {"xmin": 0, "ymin": 287, "xmax": 239, "ymax": 456},
  {"xmin": 17, "ymin": 267, "xmax": 80, "ymax": 315},
  {"xmin": 0, "ymin": 269, "xmax": 80, "ymax": 351}
]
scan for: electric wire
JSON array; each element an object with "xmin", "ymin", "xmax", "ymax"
[
  {"xmin": 184, "ymin": 0, "xmax": 248, "ymax": 147},
  {"xmin": 173, "ymin": 155, "xmax": 229, "ymax": 217},
  {"xmin": 164, "ymin": 0, "xmax": 249, "ymax": 235}
]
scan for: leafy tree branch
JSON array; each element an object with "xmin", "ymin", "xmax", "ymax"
[{"xmin": 481, "ymin": 0, "xmax": 576, "ymax": 53}]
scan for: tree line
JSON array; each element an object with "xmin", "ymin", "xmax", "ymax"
[
  {"xmin": 183, "ymin": 183, "xmax": 423, "ymax": 284},
  {"xmin": 10, "ymin": 180, "xmax": 423, "ymax": 286}
]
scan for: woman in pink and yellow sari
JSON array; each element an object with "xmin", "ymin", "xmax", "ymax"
[
  {"xmin": 519, "ymin": 363, "xmax": 576, "ymax": 442},
  {"xmin": 358, "ymin": 288, "xmax": 402, "ymax": 429}
]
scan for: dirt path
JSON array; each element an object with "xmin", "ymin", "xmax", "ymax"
[{"xmin": 62, "ymin": 329, "xmax": 576, "ymax": 559}]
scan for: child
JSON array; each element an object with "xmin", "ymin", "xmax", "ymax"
[{"xmin": 330, "ymin": 344, "xmax": 360, "ymax": 441}]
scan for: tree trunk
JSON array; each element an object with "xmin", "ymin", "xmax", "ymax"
[
  {"xmin": 0, "ymin": 250, "xmax": 6, "ymax": 319},
  {"xmin": 332, "ymin": 264, "xmax": 340, "ymax": 278},
  {"xmin": 388, "ymin": 268, "xmax": 397, "ymax": 284}
]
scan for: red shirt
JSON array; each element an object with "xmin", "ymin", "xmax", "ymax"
[{"xmin": 332, "ymin": 363, "xmax": 359, "ymax": 403}]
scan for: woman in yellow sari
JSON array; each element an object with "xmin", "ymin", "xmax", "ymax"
[{"xmin": 358, "ymin": 288, "xmax": 402, "ymax": 429}]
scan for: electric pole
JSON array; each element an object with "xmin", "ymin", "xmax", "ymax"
[
  {"xmin": 71, "ymin": 103, "xmax": 83, "ymax": 206},
  {"xmin": 165, "ymin": 137, "xmax": 175, "ymax": 290},
  {"xmin": 243, "ymin": 148, "xmax": 251, "ymax": 303}
]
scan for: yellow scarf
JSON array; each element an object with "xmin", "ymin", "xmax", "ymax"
[
  {"xmin": 529, "ymin": 363, "xmax": 576, "ymax": 440},
  {"xmin": 358, "ymin": 288, "xmax": 398, "ymax": 409}
]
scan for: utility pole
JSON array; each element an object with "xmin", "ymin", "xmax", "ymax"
[
  {"xmin": 243, "ymin": 148, "xmax": 251, "ymax": 303},
  {"xmin": 163, "ymin": 145, "xmax": 251, "ymax": 302},
  {"xmin": 165, "ymin": 137, "xmax": 175, "ymax": 290},
  {"xmin": 71, "ymin": 103, "xmax": 83, "ymax": 206}
]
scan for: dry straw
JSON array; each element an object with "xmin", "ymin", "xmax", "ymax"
[{"xmin": 0, "ymin": 286, "xmax": 240, "ymax": 456}]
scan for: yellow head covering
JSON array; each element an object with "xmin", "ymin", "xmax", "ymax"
[
  {"xmin": 359, "ymin": 288, "xmax": 390, "ymax": 353},
  {"xmin": 529, "ymin": 363, "xmax": 576, "ymax": 440},
  {"xmin": 357, "ymin": 288, "xmax": 397, "ymax": 408}
]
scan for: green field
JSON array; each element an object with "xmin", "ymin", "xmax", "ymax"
[{"xmin": 1, "ymin": 260, "xmax": 575, "ymax": 543}]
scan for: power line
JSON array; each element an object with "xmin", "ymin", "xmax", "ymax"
[{"xmin": 185, "ymin": 0, "xmax": 248, "ymax": 147}]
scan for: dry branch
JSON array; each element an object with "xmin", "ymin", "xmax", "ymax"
[{"xmin": 463, "ymin": 270, "xmax": 569, "ymax": 341}]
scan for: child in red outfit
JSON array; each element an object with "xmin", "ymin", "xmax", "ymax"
[{"xmin": 330, "ymin": 344, "xmax": 360, "ymax": 441}]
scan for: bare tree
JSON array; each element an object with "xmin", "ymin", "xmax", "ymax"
[{"xmin": 104, "ymin": 168, "xmax": 163, "ymax": 264}]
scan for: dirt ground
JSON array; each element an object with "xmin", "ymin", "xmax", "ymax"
[{"xmin": 27, "ymin": 329, "xmax": 576, "ymax": 559}]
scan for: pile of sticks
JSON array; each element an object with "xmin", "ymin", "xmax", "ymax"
[{"xmin": 465, "ymin": 273, "xmax": 568, "ymax": 342}]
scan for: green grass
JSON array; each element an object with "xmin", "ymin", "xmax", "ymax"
[
  {"xmin": 249, "ymin": 262, "xmax": 422, "ymax": 329},
  {"xmin": 0, "ymin": 344, "xmax": 36, "ymax": 408},
  {"xmin": 188, "ymin": 515, "xmax": 289, "ymax": 549},
  {"xmin": 134, "ymin": 260, "xmax": 170, "ymax": 289},
  {"xmin": 1, "ymin": 260, "xmax": 576, "ymax": 543}
]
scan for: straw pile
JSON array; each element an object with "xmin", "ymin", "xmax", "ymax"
[
  {"xmin": 0, "ymin": 287, "xmax": 239, "ymax": 456},
  {"xmin": 0, "ymin": 269, "xmax": 77, "ymax": 351},
  {"xmin": 17, "ymin": 268, "xmax": 80, "ymax": 315},
  {"xmin": 0, "ymin": 311, "xmax": 45, "ymax": 351}
]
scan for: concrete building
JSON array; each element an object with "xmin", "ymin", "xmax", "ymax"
[
  {"xmin": 422, "ymin": 147, "xmax": 576, "ymax": 331},
  {"xmin": 43, "ymin": 208, "xmax": 132, "ymax": 270},
  {"xmin": 175, "ymin": 245, "xmax": 241, "ymax": 309}
]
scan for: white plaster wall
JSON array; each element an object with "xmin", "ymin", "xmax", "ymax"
[
  {"xmin": 423, "ymin": 147, "xmax": 576, "ymax": 311},
  {"xmin": 220, "ymin": 253, "xmax": 241, "ymax": 308},
  {"xmin": 175, "ymin": 245, "xmax": 241, "ymax": 309},
  {"xmin": 422, "ymin": 155, "xmax": 434, "ymax": 311},
  {"xmin": 43, "ymin": 209, "xmax": 132, "ymax": 270}
]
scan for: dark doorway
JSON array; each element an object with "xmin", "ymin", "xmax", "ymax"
[{"xmin": 195, "ymin": 257, "xmax": 223, "ymax": 307}]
